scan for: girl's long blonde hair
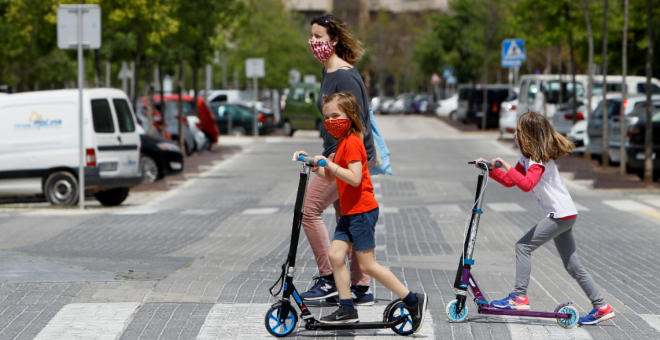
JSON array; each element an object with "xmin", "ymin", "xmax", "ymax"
[
  {"xmin": 516, "ymin": 111, "xmax": 574, "ymax": 163},
  {"xmin": 322, "ymin": 92, "xmax": 365, "ymax": 139}
]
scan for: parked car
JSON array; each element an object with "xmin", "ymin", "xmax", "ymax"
[
  {"xmin": 379, "ymin": 98, "xmax": 395, "ymax": 114},
  {"xmin": 435, "ymin": 93, "xmax": 458, "ymax": 119},
  {"xmin": 0, "ymin": 89, "xmax": 142, "ymax": 206},
  {"xmin": 567, "ymin": 120, "xmax": 588, "ymax": 150},
  {"xmin": 210, "ymin": 102, "xmax": 277, "ymax": 136},
  {"xmin": 624, "ymin": 106, "xmax": 660, "ymax": 180},
  {"xmin": 551, "ymin": 98, "xmax": 587, "ymax": 136},
  {"xmin": 236, "ymin": 101, "xmax": 278, "ymax": 135},
  {"xmin": 517, "ymin": 74, "xmax": 660, "ymax": 120},
  {"xmin": 411, "ymin": 94, "xmax": 431, "ymax": 113},
  {"xmin": 455, "ymin": 86, "xmax": 474, "ymax": 123},
  {"xmin": 498, "ymin": 90, "xmax": 519, "ymax": 134},
  {"xmin": 586, "ymin": 94, "xmax": 660, "ymax": 163},
  {"xmin": 387, "ymin": 93, "xmax": 415, "ymax": 114},
  {"xmin": 155, "ymin": 95, "xmax": 218, "ymax": 146},
  {"xmin": 138, "ymin": 128, "xmax": 184, "ymax": 183},
  {"xmin": 610, "ymin": 98, "xmax": 660, "ymax": 164},
  {"xmin": 370, "ymin": 96, "xmax": 391, "ymax": 114},
  {"xmin": 465, "ymin": 85, "xmax": 510, "ymax": 128},
  {"xmin": 281, "ymin": 83, "xmax": 321, "ymax": 136},
  {"xmin": 186, "ymin": 115, "xmax": 211, "ymax": 151},
  {"xmin": 135, "ymin": 101, "xmax": 196, "ymax": 156}
]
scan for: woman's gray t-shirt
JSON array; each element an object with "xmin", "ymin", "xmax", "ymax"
[{"xmin": 316, "ymin": 67, "xmax": 375, "ymax": 161}]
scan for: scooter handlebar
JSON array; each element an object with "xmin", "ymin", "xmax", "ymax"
[
  {"xmin": 298, "ymin": 155, "xmax": 327, "ymax": 167},
  {"xmin": 468, "ymin": 160, "xmax": 502, "ymax": 170}
]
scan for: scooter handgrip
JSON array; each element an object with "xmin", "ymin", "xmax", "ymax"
[
  {"xmin": 298, "ymin": 155, "xmax": 326, "ymax": 167},
  {"xmin": 494, "ymin": 161, "xmax": 502, "ymax": 168}
]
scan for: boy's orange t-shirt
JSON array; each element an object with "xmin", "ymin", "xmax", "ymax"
[{"xmin": 333, "ymin": 133, "xmax": 379, "ymax": 216}]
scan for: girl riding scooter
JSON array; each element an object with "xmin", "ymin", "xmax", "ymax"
[{"xmin": 474, "ymin": 111, "xmax": 615, "ymax": 326}]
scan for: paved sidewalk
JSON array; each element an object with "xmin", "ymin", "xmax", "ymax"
[{"xmin": 0, "ymin": 116, "xmax": 659, "ymax": 339}]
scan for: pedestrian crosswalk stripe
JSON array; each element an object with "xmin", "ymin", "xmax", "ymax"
[
  {"xmin": 573, "ymin": 202, "xmax": 590, "ymax": 211},
  {"xmin": 34, "ymin": 302, "xmax": 139, "ymax": 340},
  {"xmin": 602, "ymin": 200, "xmax": 655, "ymax": 211},
  {"xmin": 196, "ymin": 303, "xmax": 434, "ymax": 339},
  {"xmin": 181, "ymin": 209, "xmax": 217, "ymax": 215},
  {"xmin": 487, "ymin": 202, "xmax": 526, "ymax": 212},
  {"xmin": 242, "ymin": 207, "xmax": 279, "ymax": 215},
  {"xmin": 639, "ymin": 314, "xmax": 660, "ymax": 334}
]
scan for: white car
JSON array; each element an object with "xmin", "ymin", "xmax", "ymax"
[
  {"xmin": 499, "ymin": 99, "xmax": 519, "ymax": 135},
  {"xmin": 435, "ymin": 94, "xmax": 458, "ymax": 119},
  {"xmin": 186, "ymin": 115, "xmax": 211, "ymax": 151},
  {"xmin": 0, "ymin": 89, "xmax": 142, "ymax": 206},
  {"xmin": 567, "ymin": 120, "xmax": 588, "ymax": 152}
]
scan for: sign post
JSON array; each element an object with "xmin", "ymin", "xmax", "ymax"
[
  {"xmin": 58, "ymin": 4, "xmax": 101, "ymax": 210},
  {"xmin": 502, "ymin": 39, "xmax": 525, "ymax": 95},
  {"xmin": 246, "ymin": 58, "xmax": 265, "ymax": 138}
]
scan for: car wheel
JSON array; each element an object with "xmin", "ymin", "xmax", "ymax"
[
  {"xmin": 44, "ymin": 171, "xmax": 79, "ymax": 206},
  {"xmin": 231, "ymin": 126, "xmax": 247, "ymax": 137},
  {"xmin": 184, "ymin": 141, "xmax": 194, "ymax": 156},
  {"xmin": 203, "ymin": 134, "xmax": 213, "ymax": 151},
  {"xmin": 450, "ymin": 111, "xmax": 457, "ymax": 121},
  {"xmin": 141, "ymin": 155, "xmax": 161, "ymax": 183},
  {"xmin": 94, "ymin": 187, "xmax": 130, "ymax": 207},
  {"xmin": 283, "ymin": 121, "xmax": 293, "ymax": 137}
]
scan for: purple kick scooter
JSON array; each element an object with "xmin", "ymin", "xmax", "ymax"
[{"xmin": 444, "ymin": 161, "xmax": 579, "ymax": 329}]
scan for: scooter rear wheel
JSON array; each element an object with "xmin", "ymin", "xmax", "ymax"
[
  {"xmin": 264, "ymin": 303, "xmax": 298, "ymax": 337},
  {"xmin": 445, "ymin": 299, "xmax": 469, "ymax": 322},
  {"xmin": 556, "ymin": 305, "xmax": 579, "ymax": 329},
  {"xmin": 386, "ymin": 300, "xmax": 414, "ymax": 335}
]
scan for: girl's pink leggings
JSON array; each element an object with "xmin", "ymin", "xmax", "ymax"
[{"xmin": 301, "ymin": 153, "xmax": 370, "ymax": 286}]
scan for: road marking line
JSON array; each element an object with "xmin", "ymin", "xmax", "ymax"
[
  {"xmin": 197, "ymin": 303, "xmax": 433, "ymax": 339},
  {"xmin": 242, "ymin": 208, "xmax": 279, "ymax": 215},
  {"xmin": 573, "ymin": 202, "xmax": 590, "ymax": 211},
  {"xmin": 427, "ymin": 204, "xmax": 462, "ymax": 212},
  {"xmin": 112, "ymin": 209, "xmax": 158, "ymax": 215},
  {"xmin": 639, "ymin": 314, "xmax": 660, "ymax": 333},
  {"xmin": 181, "ymin": 209, "xmax": 217, "ymax": 215},
  {"xmin": 487, "ymin": 202, "xmax": 526, "ymax": 212},
  {"xmin": 35, "ymin": 302, "xmax": 139, "ymax": 340},
  {"xmin": 642, "ymin": 210, "xmax": 660, "ymax": 220},
  {"xmin": 602, "ymin": 200, "xmax": 655, "ymax": 211},
  {"xmin": 380, "ymin": 207, "xmax": 399, "ymax": 214}
]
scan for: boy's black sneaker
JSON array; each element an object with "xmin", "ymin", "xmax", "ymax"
[
  {"xmin": 408, "ymin": 293, "xmax": 428, "ymax": 333},
  {"xmin": 319, "ymin": 306, "xmax": 359, "ymax": 324}
]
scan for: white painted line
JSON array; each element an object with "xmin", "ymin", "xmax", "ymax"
[
  {"xmin": 35, "ymin": 302, "xmax": 139, "ymax": 340},
  {"xmin": 373, "ymin": 182, "xmax": 382, "ymax": 189},
  {"xmin": 112, "ymin": 209, "xmax": 158, "ymax": 215},
  {"xmin": 487, "ymin": 202, "xmax": 526, "ymax": 212},
  {"xmin": 602, "ymin": 200, "xmax": 655, "ymax": 211},
  {"xmin": 639, "ymin": 314, "xmax": 660, "ymax": 333},
  {"xmin": 380, "ymin": 207, "xmax": 399, "ymax": 214},
  {"xmin": 242, "ymin": 207, "xmax": 279, "ymax": 215},
  {"xmin": 573, "ymin": 202, "xmax": 590, "ymax": 211},
  {"xmin": 264, "ymin": 137, "xmax": 284, "ymax": 143},
  {"xmin": 197, "ymin": 303, "xmax": 433, "ymax": 339},
  {"xmin": 181, "ymin": 209, "xmax": 217, "ymax": 215},
  {"xmin": 642, "ymin": 198, "xmax": 660, "ymax": 208},
  {"xmin": 428, "ymin": 204, "xmax": 462, "ymax": 212},
  {"xmin": 375, "ymin": 193, "xmax": 383, "ymax": 199}
]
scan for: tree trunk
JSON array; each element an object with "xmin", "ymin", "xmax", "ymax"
[
  {"xmin": 644, "ymin": 0, "xmax": 654, "ymax": 182},
  {"xmin": 620, "ymin": 0, "xmax": 629, "ymax": 175},
  {"xmin": 193, "ymin": 66, "xmax": 199, "ymax": 116},
  {"xmin": 94, "ymin": 49, "xmax": 103, "ymax": 87},
  {"xmin": 132, "ymin": 35, "xmax": 142, "ymax": 113},
  {"xmin": 178, "ymin": 61, "xmax": 185, "ymax": 155},
  {"xmin": 581, "ymin": 0, "xmax": 594, "ymax": 120},
  {"xmin": 146, "ymin": 59, "xmax": 155, "ymax": 136},
  {"xmin": 601, "ymin": 0, "xmax": 609, "ymax": 167},
  {"xmin": 159, "ymin": 62, "xmax": 167, "ymax": 138},
  {"xmin": 566, "ymin": 3, "xmax": 578, "ymax": 126},
  {"xmin": 481, "ymin": 55, "xmax": 488, "ymax": 131},
  {"xmin": 557, "ymin": 45, "xmax": 563, "ymax": 105}
]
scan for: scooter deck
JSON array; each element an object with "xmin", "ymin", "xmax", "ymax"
[
  {"xmin": 478, "ymin": 304, "xmax": 572, "ymax": 319},
  {"xmin": 305, "ymin": 316, "xmax": 406, "ymax": 330}
]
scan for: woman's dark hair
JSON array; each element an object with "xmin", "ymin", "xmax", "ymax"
[{"xmin": 311, "ymin": 14, "xmax": 364, "ymax": 65}]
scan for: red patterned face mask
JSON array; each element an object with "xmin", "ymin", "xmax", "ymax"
[
  {"xmin": 324, "ymin": 119, "xmax": 351, "ymax": 139},
  {"xmin": 309, "ymin": 40, "xmax": 334, "ymax": 63}
]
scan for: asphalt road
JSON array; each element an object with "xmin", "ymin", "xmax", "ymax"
[{"xmin": 0, "ymin": 115, "xmax": 659, "ymax": 339}]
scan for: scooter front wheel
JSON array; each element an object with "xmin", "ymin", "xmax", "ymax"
[
  {"xmin": 445, "ymin": 299, "xmax": 468, "ymax": 322},
  {"xmin": 386, "ymin": 300, "xmax": 414, "ymax": 335},
  {"xmin": 556, "ymin": 305, "xmax": 579, "ymax": 329},
  {"xmin": 264, "ymin": 303, "xmax": 298, "ymax": 337}
]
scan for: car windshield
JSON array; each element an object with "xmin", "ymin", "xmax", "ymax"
[
  {"xmin": 459, "ymin": 88, "xmax": 472, "ymax": 100},
  {"xmin": 592, "ymin": 100, "xmax": 622, "ymax": 119},
  {"xmin": 546, "ymin": 81, "xmax": 585, "ymax": 104},
  {"xmin": 504, "ymin": 91, "xmax": 517, "ymax": 102},
  {"xmin": 163, "ymin": 101, "xmax": 194, "ymax": 120},
  {"xmin": 630, "ymin": 106, "xmax": 660, "ymax": 122}
]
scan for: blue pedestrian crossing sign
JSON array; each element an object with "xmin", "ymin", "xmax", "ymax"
[{"xmin": 502, "ymin": 39, "xmax": 526, "ymax": 67}]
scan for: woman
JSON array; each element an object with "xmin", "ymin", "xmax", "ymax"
[{"xmin": 297, "ymin": 14, "xmax": 377, "ymax": 305}]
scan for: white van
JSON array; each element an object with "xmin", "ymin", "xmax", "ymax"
[
  {"xmin": 517, "ymin": 74, "xmax": 660, "ymax": 119},
  {"xmin": 0, "ymin": 89, "xmax": 142, "ymax": 206}
]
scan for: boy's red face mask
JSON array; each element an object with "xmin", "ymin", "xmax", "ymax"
[{"xmin": 324, "ymin": 118, "xmax": 351, "ymax": 139}]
